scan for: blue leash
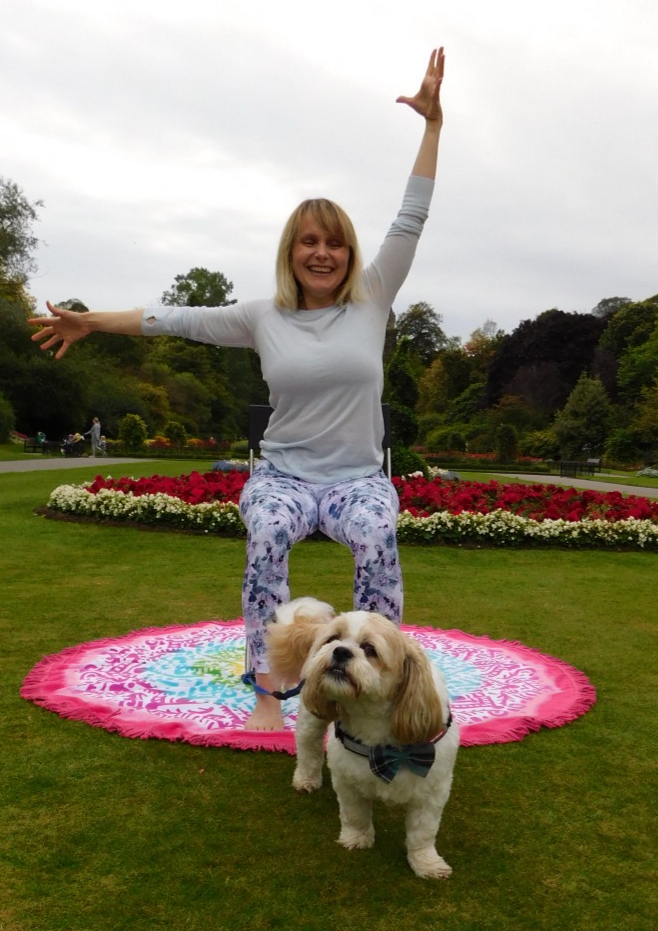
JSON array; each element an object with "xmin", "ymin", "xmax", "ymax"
[{"xmin": 240, "ymin": 671, "xmax": 305, "ymax": 701}]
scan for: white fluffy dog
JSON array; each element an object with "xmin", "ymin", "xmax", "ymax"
[{"xmin": 267, "ymin": 597, "xmax": 459, "ymax": 879}]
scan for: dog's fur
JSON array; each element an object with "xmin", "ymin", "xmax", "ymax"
[{"xmin": 267, "ymin": 598, "xmax": 459, "ymax": 879}]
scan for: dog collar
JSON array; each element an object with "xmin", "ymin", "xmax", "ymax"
[
  {"xmin": 334, "ymin": 713, "xmax": 453, "ymax": 784},
  {"xmin": 241, "ymin": 671, "xmax": 305, "ymax": 701}
]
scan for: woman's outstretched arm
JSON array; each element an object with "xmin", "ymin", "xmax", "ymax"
[
  {"xmin": 397, "ymin": 47, "xmax": 445, "ymax": 180},
  {"xmin": 29, "ymin": 301, "xmax": 144, "ymax": 359}
]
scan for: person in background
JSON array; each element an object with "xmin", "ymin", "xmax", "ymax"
[
  {"xmin": 29, "ymin": 48, "xmax": 446, "ymax": 731},
  {"xmin": 84, "ymin": 417, "xmax": 101, "ymax": 457}
]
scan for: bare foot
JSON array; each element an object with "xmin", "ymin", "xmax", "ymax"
[{"xmin": 244, "ymin": 674, "xmax": 285, "ymax": 731}]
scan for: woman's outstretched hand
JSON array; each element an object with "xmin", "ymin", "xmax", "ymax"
[
  {"xmin": 396, "ymin": 47, "xmax": 445, "ymax": 124},
  {"xmin": 29, "ymin": 301, "xmax": 92, "ymax": 360}
]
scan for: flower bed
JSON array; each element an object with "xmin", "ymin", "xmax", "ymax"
[{"xmin": 44, "ymin": 471, "xmax": 658, "ymax": 551}]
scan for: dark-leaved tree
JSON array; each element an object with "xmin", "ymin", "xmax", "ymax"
[{"xmin": 484, "ymin": 309, "xmax": 606, "ymax": 416}]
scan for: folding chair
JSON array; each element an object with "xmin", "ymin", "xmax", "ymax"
[{"xmin": 248, "ymin": 403, "xmax": 392, "ymax": 479}]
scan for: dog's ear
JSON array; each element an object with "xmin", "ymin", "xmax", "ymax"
[
  {"xmin": 266, "ymin": 618, "xmax": 322, "ymax": 686},
  {"xmin": 300, "ymin": 676, "xmax": 340, "ymax": 723},
  {"xmin": 390, "ymin": 636, "xmax": 445, "ymax": 745}
]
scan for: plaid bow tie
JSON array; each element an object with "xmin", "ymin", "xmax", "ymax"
[
  {"xmin": 368, "ymin": 742, "xmax": 436, "ymax": 783},
  {"xmin": 334, "ymin": 716, "xmax": 452, "ymax": 784}
]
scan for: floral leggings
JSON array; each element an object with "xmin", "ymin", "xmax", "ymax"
[{"xmin": 239, "ymin": 459, "xmax": 403, "ymax": 672}]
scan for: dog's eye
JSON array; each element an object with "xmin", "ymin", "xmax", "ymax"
[
  {"xmin": 361, "ymin": 642, "xmax": 378, "ymax": 658},
  {"xmin": 324, "ymin": 635, "xmax": 340, "ymax": 645}
]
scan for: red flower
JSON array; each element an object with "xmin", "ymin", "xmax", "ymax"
[
  {"xmin": 394, "ymin": 476, "xmax": 658, "ymax": 524},
  {"xmin": 88, "ymin": 470, "xmax": 249, "ymax": 505},
  {"xmin": 88, "ymin": 471, "xmax": 658, "ymax": 525}
]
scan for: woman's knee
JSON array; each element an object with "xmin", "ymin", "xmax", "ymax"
[
  {"xmin": 241, "ymin": 478, "xmax": 320, "ymax": 549},
  {"xmin": 338, "ymin": 496, "xmax": 399, "ymax": 551}
]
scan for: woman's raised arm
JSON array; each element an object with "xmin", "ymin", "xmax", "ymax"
[
  {"xmin": 29, "ymin": 302, "xmax": 144, "ymax": 360},
  {"xmin": 396, "ymin": 47, "xmax": 445, "ymax": 180}
]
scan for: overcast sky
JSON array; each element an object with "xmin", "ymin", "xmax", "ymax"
[{"xmin": 3, "ymin": 0, "xmax": 657, "ymax": 341}]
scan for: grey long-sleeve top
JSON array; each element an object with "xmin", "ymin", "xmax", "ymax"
[{"xmin": 142, "ymin": 174, "xmax": 433, "ymax": 483}]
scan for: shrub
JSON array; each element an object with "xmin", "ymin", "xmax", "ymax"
[
  {"xmin": 495, "ymin": 423, "xmax": 519, "ymax": 463},
  {"xmin": 165, "ymin": 420, "xmax": 188, "ymax": 446},
  {"xmin": 604, "ymin": 427, "xmax": 644, "ymax": 465},
  {"xmin": 520, "ymin": 429, "xmax": 560, "ymax": 459},
  {"xmin": 229, "ymin": 440, "xmax": 249, "ymax": 459},
  {"xmin": 118, "ymin": 413, "xmax": 148, "ymax": 452},
  {"xmin": 425, "ymin": 426, "xmax": 467, "ymax": 453},
  {"xmin": 391, "ymin": 445, "xmax": 429, "ymax": 478}
]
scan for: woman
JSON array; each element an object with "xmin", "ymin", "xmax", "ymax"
[{"xmin": 30, "ymin": 48, "xmax": 446, "ymax": 730}]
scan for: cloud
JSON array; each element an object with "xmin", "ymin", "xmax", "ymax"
[{"xmin": 2, "ymin": 0, "xmax": 657, "ymax": 339}]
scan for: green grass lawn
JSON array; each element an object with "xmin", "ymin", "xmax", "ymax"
[{"xmin": 1, "ymin": 461, "xmax": 657, "ymax": 931}]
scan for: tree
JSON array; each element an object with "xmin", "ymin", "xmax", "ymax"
[
  {"xmin": 444, "ymin": 382, "xmax": 486, "ymax": 425},
  {"xmin": 158, "ymin": 266, "xmax": 269, "ymax": 438},
  {"xmin": 384, "ymin": 336, "xmax": 427, "ymax": 475},
  {"xmin": 0, "ymin": 178, "xmax": 42, "ymax": 285},
  {"xmin": 417, "ymin": 356, "xmax": 450, "ymax": 414},
  {"xmin": 0, "ymin": 390, "xmax": 15, "ymax": 442},
  {"xmin": 552, "ymin": 375, "xmax": 611, "ymax": 458},
  {"xmin": 485, "ymin": 309, "xmax": 606, "ymax": 414},
  {"xmin": 598, "ymin": 297, "xmax": 658, "ymax": 357},
  {"xmin": 161, "ymin": 267, "xmax": 237, "ymax": 307},
  {"xmin": 394, "ymin": 301, "xmax": 447, "ymax": 366},
  {"xmin": 9, "ymin": 356, "xmax": 90, "ymax": 438},
  {"xmin": 616, "ymin": 319, "xmax": 658, "ymax": 402},
  {"xmin": 591, "ymin": 296, "xmax": 631, "ymax": 318},
  {"xmin": 463, "ymin": 319, "xmax": 505, "ymax": 379},
  {"xmin": 55, "ymin": 298, "xmax": 89, "ymax": 312},
  {"xmin": 629, "ymin": 382, "xmax": 658, "ymax": 460}
]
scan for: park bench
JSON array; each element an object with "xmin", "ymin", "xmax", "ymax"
[
  {"xmin": 559, "ymin": 459, "xmax": 602, "ymax": 478},
  {"xmin": 23, "ymin": 437, "xmax": 63, "ymax": 455}
]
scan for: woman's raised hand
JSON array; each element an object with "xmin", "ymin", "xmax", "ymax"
[
  {"xmin": 29, "ymin": 301, "xmax": 92, "ymax": 360},
  {"xmin": 396, "ymin": 47, "xmax": 445, "ymax": 124}
]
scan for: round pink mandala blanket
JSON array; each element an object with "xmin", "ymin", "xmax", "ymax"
[{"xmin": 21, "ymin": 621, "xmax": 596, "ymax": 752}]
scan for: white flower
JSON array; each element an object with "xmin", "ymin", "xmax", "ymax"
[{"xmin": 46, "ymin": 483, "xmax": 658, "ymax": 551}]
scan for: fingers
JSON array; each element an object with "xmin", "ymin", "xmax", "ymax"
[
  {"xmin": 29, "ymin": 300, "xmax": 73, "ymax": 358},
  {"xmin": 42, "ymin": 336, "xmax": 58, "ymax": 351},
  {"xmin": 39, "ymin": 332, "xmax": 70, "ymax": 359},
  {"xmin": 437, "ymin": 47, "xmax": 445, "ymax": 82},
  {"xmin": 427, "ymin": 47, "xmax": 445, "ymax": 82}
]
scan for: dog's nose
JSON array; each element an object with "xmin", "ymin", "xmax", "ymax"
[{"xmin": 332, "ymin": 646, "xmax": 352, "ymax": 664}]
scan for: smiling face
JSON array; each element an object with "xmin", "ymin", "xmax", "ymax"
[{"xmin": 291, "ymin": 216, "xmax": 350, "ymax": 310}]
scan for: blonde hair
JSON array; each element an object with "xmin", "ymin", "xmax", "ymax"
[{"xmin": 274, "ymin": 198, "xmax": 364, "ymax": 309}]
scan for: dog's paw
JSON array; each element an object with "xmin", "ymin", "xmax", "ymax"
[
  {"xmin": 292, "ymin": 769, "xmax": 322, "ymax": 793},
  {"xmin": 407, "ymin": 849, "xmax": 452, "ymax": 880},
  {"xmin": 338, "ymin": 827, "xmax": 375, "ymax": 850}
]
